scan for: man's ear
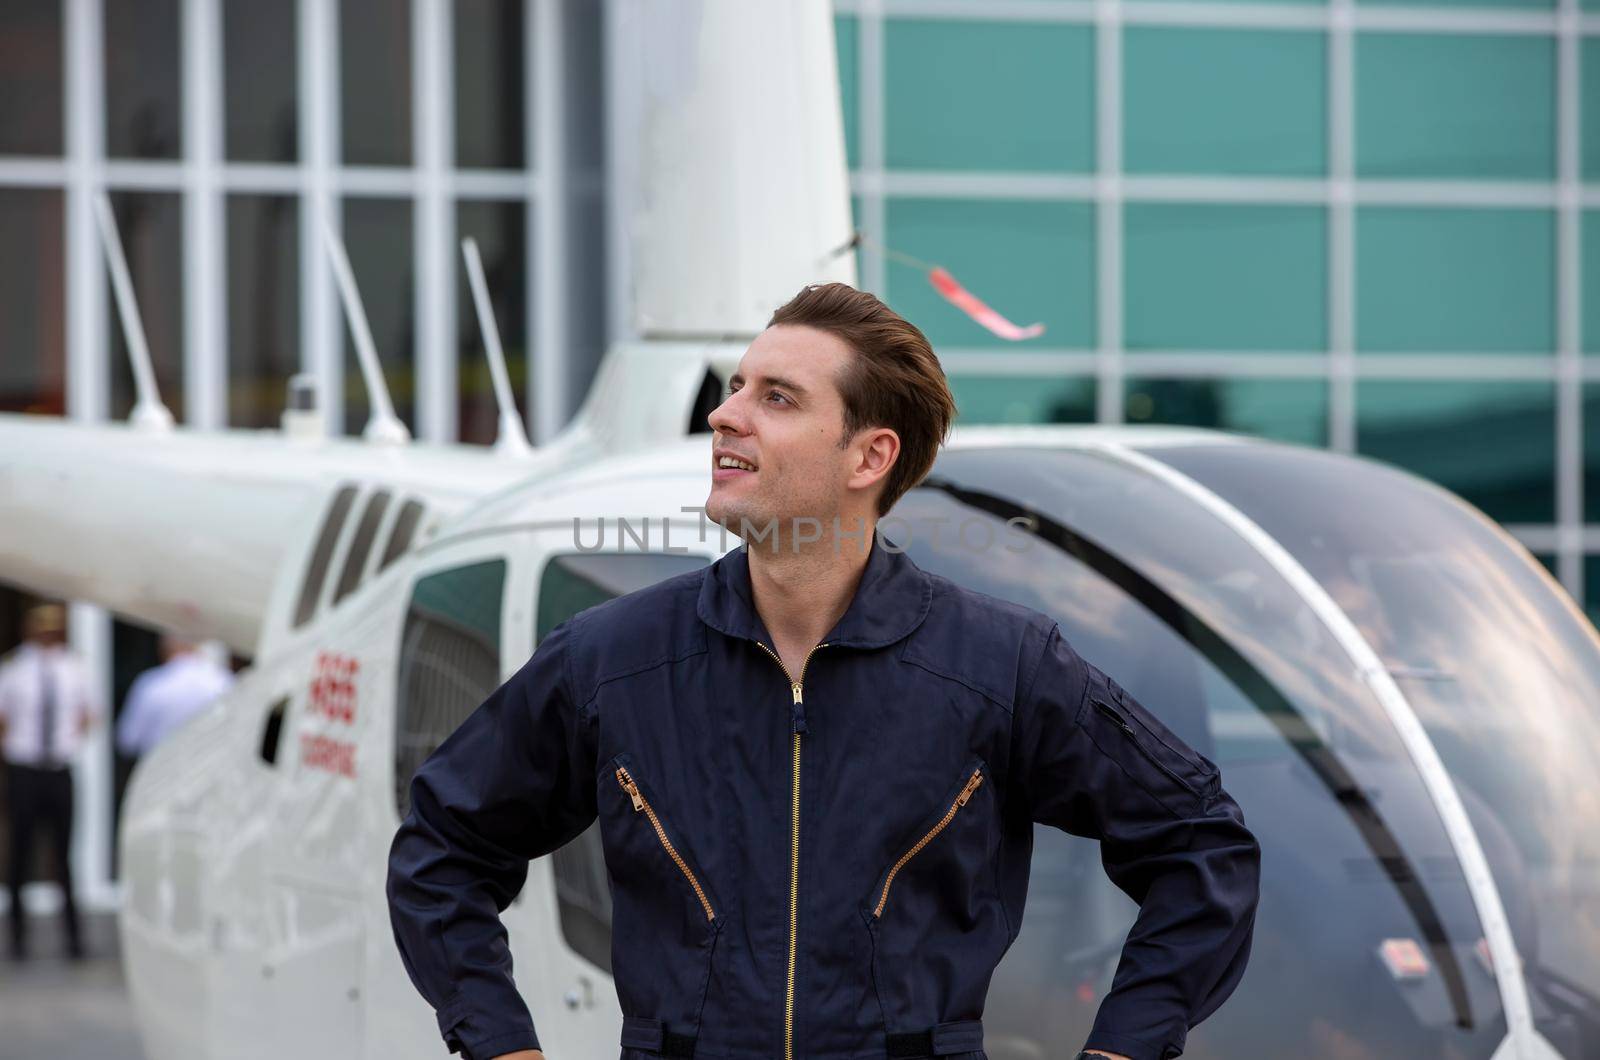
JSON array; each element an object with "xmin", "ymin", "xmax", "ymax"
[{"xmin": 852, "ymin": 427, "xmax": 899, "ymax": 494}]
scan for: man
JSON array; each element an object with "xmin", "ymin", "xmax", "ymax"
[
  {"xmin": 0, "ymin": 602, "xmax": 102, "ymax": 960},
  {"xmin": 387, "ymin": 283, "xmax": 1260, "ymax": 1060},
  {"xmin": 115, "ymin": 634, "xmax": 235, "ymax": 758}
]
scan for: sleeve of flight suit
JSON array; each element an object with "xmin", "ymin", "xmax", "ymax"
[
  {"xmin": 1011, "ymin": 621, "xmax": 1261, "ymax": 1060},
  {"xmin": 386, "ymin": 615, "xmax": 598, "ymax": 1059}
]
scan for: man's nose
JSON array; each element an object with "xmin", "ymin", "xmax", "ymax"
[{"xmin": 707, "ymin": 391, "xmax": 746, "ymax": 435}]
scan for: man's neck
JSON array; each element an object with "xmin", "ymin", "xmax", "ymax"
[{"xmin": 745, "ymin": 520, "xmax": 875, "ymax": 657}]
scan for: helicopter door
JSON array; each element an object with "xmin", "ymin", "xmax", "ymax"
[
  {"xmin": 514, "ymin": 528, "xmax": 715, "ymax": 1057},
  {"xmin": 363, "ymin": 532, "xmax": 533, "ymax": 1057}
]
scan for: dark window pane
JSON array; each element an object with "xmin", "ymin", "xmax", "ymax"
[
  {"xmin": 0, "ymin": 0, "xmax": 63, "ymax": 155},
  {"xmin": 1357, "ymin": 379, "xmax": 1555, "ymax": 524},
  {"xmin": 294, "ymin": 485, "xmax": 359, "ymax": 629},
  {"xmin": 1124, "ymin": 377, "xmax": 1328, "ymax": 446},
  {"xmin": 222, "ymin": 0, "xmax": 297, "ymax": 162},
  {"xmin": 333, "ymin": 490, "xmax": 392, "ymax": 604},
  {"xmin": 227, "ymin": 194, "xmax": 300, "ymax": 428},
  {"xmin": 1582, "ymin": 383, "xmax": 1600, "ymax": 522},
  {"xmin": 380, "ymin": 499, "xmax": 426, "ymax": 570},
  {"xmin": 454, "ymin": 0, "xmax": 525, "ymax": 168},
  {"xmin": 537, "ymin": 549, "xmax": 710, "ymax": 971},
  {"xmin": 105, "ymin": 0, "xmax": 182, "ymax": 159},
  {"xmin": 457, "ymin": 200, "xmax": 527, "ymax": 445},
  {"xmin": 394, "ymin": 558, "xmax": 506, "ymax": 817},
  {"xmin": 1588, "ymin": 558, "xmax": 1600, "ymax": 634},
  {"xmin": 341, "ymin": 0, "xmax": 411, "ymax": 165},
  {"xmin": 341, "ymin": 197, "xmax": 415, "ymax": 435},
  {"xmin": 109, "ymin": 617, "xmax": 163, "ymax": 880},
  {"xmin": 0, "ymin": 189, "xmax": 65, "ymax": 414},
  {"xmin": 107, "ymin": 192, "xmax": 184, "ymax": 423},
  {"xmin": 259, "ymin": 697, "xmax": 288, "ymax": 765}
]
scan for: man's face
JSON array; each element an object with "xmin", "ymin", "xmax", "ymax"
[{"xmin": 705, "ymin": 324, "xmax": 871, "ymax": 544}]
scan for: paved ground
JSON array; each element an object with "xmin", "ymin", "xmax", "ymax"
[{"xmin": 0, "ymin": 912, "xmax": 145, "ymax": 1060}]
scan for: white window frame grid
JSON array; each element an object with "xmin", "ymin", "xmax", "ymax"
[
  {"xmin": 837, "ymin": 0, "xmax": 1599, "ymax": 606},
  {"xmin": 0, "ymin": 0, "xmax": 576, "ymax": 912}
]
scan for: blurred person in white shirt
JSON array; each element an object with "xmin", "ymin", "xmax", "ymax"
[
  {"xmin": 115, "ymin": 635, "xmax": 235, "ymax": 759},
  {"xmin": 0, "ymin": 602, "xmax": 103, "ymax": 960}
]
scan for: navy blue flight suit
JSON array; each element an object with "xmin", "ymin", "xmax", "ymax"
[{"xmin": 387, "ymin": 529, "xmax": 1261, "ymax": 1060}]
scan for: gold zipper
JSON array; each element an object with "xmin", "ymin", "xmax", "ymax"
[
  {"xmin": 753, "ymin": 639, "xmax": 828, "ymax": 1060},
  {"xmin": 871, "ymin": 766, "xmax": 985, "ymax": 919},
  {"xmin": 615, "ymin": 764, "xmax": 717, "ymax": 923}
]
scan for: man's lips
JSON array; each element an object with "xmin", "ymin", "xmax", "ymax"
[{"xmin": 713, "ymin": 448, "xmax": 759, "ymax": 480}]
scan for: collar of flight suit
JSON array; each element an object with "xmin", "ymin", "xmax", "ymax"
[{"xmin": 695, "ymin": 524, "xmax": 934, "ymax": 651}]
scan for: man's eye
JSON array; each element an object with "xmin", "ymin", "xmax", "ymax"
[{"xmin": 767, "ymin": 391, "xmax": 789, "ymax": 405}]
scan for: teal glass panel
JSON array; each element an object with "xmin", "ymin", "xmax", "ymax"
[
  {"xmin": 1129, "ymin": 0, "xmax": 1322, "ymax": 7},
  {"xmin": 949, "ymin": 375, "xmax": 1095, "ymax": 425},
  {"xmin": 1587, "ymin": 211, "xmax": 1600, "ymax": 353},
  {"xmin": 1124, "ymin": 204, "xmax": 1327, "ymax": 351},
  {"xmin": 1356, "ymin": 379, "xmax": 1555, "ymax": 523},
  {"xmin": 836, "ymin": 14, "xmax": 858, "ymax": 171},
  {"xmin": 850, "ymin": 193, "xmax": 864, "ymax": 285},
  {"xmin": 884, "ymin": 198, "xmax": 1094, "ymax": 349},
  {"xmin": 1124, "ymin": 377, "xmax": 1328, "ymax": 446},
  {"xmin": 884, "ymin": 19, "xmax": 1094, "ymax": 172},
  {"xmin": 1585, "ymin": 40, "xmax": 1600, "ymax": 178},
  {"xmin": 1356, "ymin": 33, "xmax": 1555, "ymax": 179},
  {"xmin": 1532, "ymin": 552, "xmax": 1556, "ymax": 580},
  {"xmin": 1356, "ymin": 208, "xmax": 1554, "ymax": 353},
  {"xmin": 1362, "ymin": 0, "xmax": 1551, "ymax": 11},
  {"xmin": 1124, "ymin": 27, "xmax": 1326, "ymax": 177}
]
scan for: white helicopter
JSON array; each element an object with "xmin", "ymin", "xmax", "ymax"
[{"xmin": 4, "ymin": 3, "xmax": 1600, "ymax": 1058}]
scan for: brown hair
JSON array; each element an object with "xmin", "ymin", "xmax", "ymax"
[{"xmin": 768, "ymin": 282, "xmax": 956, "ymax": 517}]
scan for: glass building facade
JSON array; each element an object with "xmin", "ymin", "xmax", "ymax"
[{"xmin": 833, "ymin": 0, "xmax": 1600, "ymax": 630}]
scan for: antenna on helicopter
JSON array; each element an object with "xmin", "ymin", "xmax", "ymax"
[
  {"xmin": 460, "ymin": 237, "xmax": 533, "ymax": 457},
  {"xmin": 92, "ymin": 192, "xmax": 175, "ymax": 432},
  {"xmin": 320, "ymin": 221, "xmax": 411, "ymax": 445}
]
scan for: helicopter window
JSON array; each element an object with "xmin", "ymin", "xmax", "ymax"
[
  {"xmin": 332, "ymin": 489, "xmax": 392, "ymax": 604},
  {"xmin": 536, "ymin": 549, "xmax": 710, "ymax": 972},
  {"xmin": 1153, "ymin": 440, "xmax": 1600, "ymax": 1026},
  {"xmin": 292, "ymin": 484, "xmax": 358, "ymax": 628},
  {"xmin": 535, "ymin": 551, "xmax": 710, "ymax": 639},
  {"xmin": 393, "ymin": 558, "xmax": 507, "ymax": 819},
  {"xmin": 886, "ymin": 448, "xmax": 1513, "ymax": 1055},
  {"xmin": 379, "ymin": 498, "xmax": 426, "ymax": 571},
  {"xmin": 258, "ymin": 696, "xmax": 288, "ymax": 766}
]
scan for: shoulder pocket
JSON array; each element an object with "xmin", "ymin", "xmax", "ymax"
[{"xmin": 1087, "ymin": 683, "xmax": 1219, "ymax": 817}]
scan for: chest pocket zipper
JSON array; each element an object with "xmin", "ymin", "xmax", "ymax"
[
  {"xmin": 871, "ymin": 760, "xmax": 986, "ymax": 919},
  {"xmin": 1090, "ymin": 695, "xmax": 1217, "ymax": 805},
  {"xmin": 615, "ymin": 763, "xmax": 718, "ymax": 923}
]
